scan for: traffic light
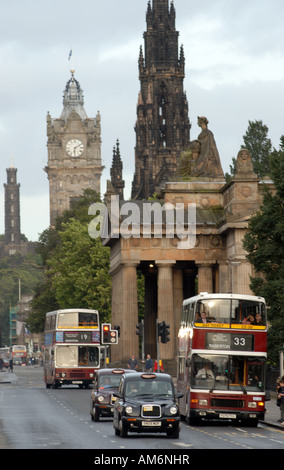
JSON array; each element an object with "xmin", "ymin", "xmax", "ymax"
[
  {"xmin": 157, "ymin": 321, "xmax": 170, "ymax": 343},
  {"xmin": 101, "ymin": 323, "xmax": 111, "ymax": 344},
  {"xmin": 136, "ymin": 322, "xmax": 144, "ymax": 337},
  {"xmin": 101, "ymin": 324, "xmax": 119, "ymax": 344},
  {"xmin": 161, "ymin": 323, "xmax": 170, "ymax": 344},
  {"xmin": 114, "ymin": 325, "xmax": 120, "ymax": 337},
  {"xmin": 110, "ymin": 329, "xmax": 118, "ymax": 344},
  {"xmin": 157, "ymin": 321, "xmax": 165, "ymax": 338}
]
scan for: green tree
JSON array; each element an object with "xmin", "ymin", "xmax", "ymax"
[
  {"xmin": 0, "ymin": 252, "xmax": 44, "ymax": 344},
  {"xmin": 241, "ymin": 120, "xmax": 272, "ymax": 178},
  {"xmin": 28, "ymin": 189, "xmax": 111, "ymax": 332},
  {"xmin": 243, "ymin": 136, "xmax": 284, "ymax": 364},
  {"xmin": 47, "ymin": 218, "xmax": 111, "ymax": 321}
]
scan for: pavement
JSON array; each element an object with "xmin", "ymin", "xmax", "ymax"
[
  {"xmin": 0, "ymin": 369, "xmax": 17, "ymax": 384},
  {"xmin": 262, "ymin": 393, "xmax": 284, "ymax": 429},
  {"xmin": 0, "ymin": 369, "xmax": 283, "ymax": 430}
]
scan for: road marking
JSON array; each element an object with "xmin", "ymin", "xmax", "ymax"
[
  {"xmin": 187, "ymin": 425, "xmax": 253, "ymax": 449},
  {"xmin": 174, "ymin": 442, "xmax": 192, "ymax": 448}
]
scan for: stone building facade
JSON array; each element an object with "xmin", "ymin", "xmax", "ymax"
[
  {"xmin": 103, "ymin": 1, "xmax": 271, "ymax": 367},
  {"xmin": 105, "ymin": 147, "xmax": 271, "ymax": 366}
]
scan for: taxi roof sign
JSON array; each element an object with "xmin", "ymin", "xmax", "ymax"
[
  {"xmin": 112, "ymin": 369, "xmax": 126, "ymax": 374},
  {"xmin": 141, "ymin": 373, "xmax": 157, "ymax": 379}
]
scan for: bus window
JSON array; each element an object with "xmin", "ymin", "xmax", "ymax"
[
  {"xmin": 79, "ymin": 346, "xmax": 99, "ymax": 367},
  {"xmin": 188, "ymin": 303, "xmax": 195, "ymax": 326},
  {"xmin": 247, "ymin": 360, "xmax": 265, "ymax": 391},
  {"xmin": 177, "ymin": 356, "xmax": 185, "ymax": 382},
  {"xmin": 56, "ymin": 346, "xmax": 78, "ymax": 367},
  {"xmin": 231, "ymin": 300, "xmax": 266, "ymax": 328},
  {"xmin": 50, "ymin": 315, "xmax": 56, "ymax": 331},
  {"xmin": 57, "ymin": 312, "xmax": 78, "ymax": 329},
  {"xmin": 78, "ymin": 312, "xmax": 98, "ymax": 328},
  {"xmin": 191, "ymin": 354, "xmax": 266, "ymax": 392},
  {"xmin": 195, "ymin": 299, "xmax": 230, "ymax": 326}
]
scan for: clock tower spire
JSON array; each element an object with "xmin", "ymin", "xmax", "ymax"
[{"xmin": 45, "ymin": 71, "xmax": 103, "ymax": 226}]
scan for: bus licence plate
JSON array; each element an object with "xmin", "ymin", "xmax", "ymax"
[
  {"xmin": 142, "ymin": 421, "xmax": 161, "ymax": 427},
  {"xmin": 219, "ymin": 413, "xmax": 236, "ymax": 419},
  {"xmin": 72, "ymin": 381, "xmax": 83, "ymax": 384}
]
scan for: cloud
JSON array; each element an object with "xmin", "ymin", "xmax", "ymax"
[
  {"xmin": 98, "ymin": 38, "xmax": 140, "ymax": 64},
  {"xmin": 1, "ymin": 0, "xmax": 284, "ymax": 242},
  {"xmin": 181, "ymin": 14, "xmax": 284, "ymax": 90},
  {"xmin": 20, "ymin": 193, "xmax": 49, "ymax": 241}
]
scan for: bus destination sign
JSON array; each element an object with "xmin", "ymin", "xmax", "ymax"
[
  {"xmin": 206, "ymin": 332, "xmax": 254, "ymax": 351},
  {"xmin": 55, "ymin": 331, "xmax": 100, "ymax": 344}
]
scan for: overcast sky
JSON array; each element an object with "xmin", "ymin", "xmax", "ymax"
[{"xmin": 0, "ymin": 0, "xmax": 284, "ymax": 241}]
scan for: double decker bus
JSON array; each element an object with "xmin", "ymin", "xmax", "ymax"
[
  {"xmin": 0, "ymin": 347, "xmax": 10, "ymax": 368},
  {"xmin": 43, "ymin": 309, "xmax": 101, "ymax": 389},
  {"xmin": 11, "ymin": 345, "xmax": 27, "ymax": 365},
  {"xmin": 177, "ymin": 293, "xmax": 268, "ymax": 426}
]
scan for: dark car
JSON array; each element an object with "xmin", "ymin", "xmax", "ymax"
[
  {"xmin": 113, "ymin": 372, "xmax": 183, "ymax": 438},
  {"xmin": 0, "ymin": 357, "xmax": 9, "ymax": 369},
  {"xmin": 90, "ymin": 368, "xmax": 136, "ymax": 421}
]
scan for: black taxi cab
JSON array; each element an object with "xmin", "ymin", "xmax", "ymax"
[
  {"xmin": 90, "ymin": 368, "xmax": 136, "ymax": 421},
  {"xmin": 113, "ymin": 372, "xmax": 183, "ymax": 438}
]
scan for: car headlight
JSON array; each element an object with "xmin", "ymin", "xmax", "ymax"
[
  {"xmin": 98, "ymin": 395, "xmax": 104, "ymax": 402},
  {"xmin": 125, "ymin": 406, "xmax": 133, "ymax": 415},
  {"xmin": 170, "ymin": 406, "xmax": 178, "ymax": 415}
]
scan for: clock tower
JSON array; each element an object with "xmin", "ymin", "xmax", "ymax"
[{"xmin": 45, "ymin": 71, "xmax": 103, "ymax": 226}]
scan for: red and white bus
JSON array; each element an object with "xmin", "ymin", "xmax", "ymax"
[
  {"xmin": 177, "ymin": 293, "xmax": 268, "ymax": 426},
  {"xmin": 11, "ymin": 345, "xmax": 27, "ymax": 365},
  {"xmin": 43, "ymin": 309, "xmax": 101, "ymax": 389}
]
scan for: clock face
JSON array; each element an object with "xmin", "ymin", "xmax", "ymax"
[{"xmin": 66, "ymin": 139, "xmax": 84, "ymax": 157}]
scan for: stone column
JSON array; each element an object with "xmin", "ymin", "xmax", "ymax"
[
  {"xmin": 197, "ymin": 262, "xmax": 214, "ymax": 294},
  {"xmin": 173, "ymin": 268, "xmax": 184, "ymax": 358},
  {"xmin": 218, "ymin": 261, "xmax": 230, "ymax": 293},
  {"xmin": 232, "ymin": 260, "xmax": 253, "ymax": 295},
  {"xmin": 156, "ymin": 260, "xmax": 176, "ymax": 360},
  {"xmin": 122, "ymin": 261, "xmax": 139, "ymax": 360},
  {"xmin": 110, "ymin": 261, "xmax": 139, "ymax": 363},
  {"xmin": 144, "ymin": 272, "xmax": 157, "ymax": 358}
]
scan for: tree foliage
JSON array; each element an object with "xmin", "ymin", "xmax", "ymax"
[
  {"xmin": 241, "ymin": 120, "xmax": 272, "ymax": 178},
  {"xmin": 243, "ymin": 136, "xmax": 284, "ymax": 364},
  {"xmin": 47, "ymin": 218, "xmax": 111, "ymax": 319},
  {"xmin": 225, "ymin": 120, "xmax": 272, "ymax": 182},
  {"xmin": 0, "ymin": 252, "xmax": 44, "ymax": 344},
  {"xmin": 28, "ymin": 190, "xmax": 111, "ymax": 332}
]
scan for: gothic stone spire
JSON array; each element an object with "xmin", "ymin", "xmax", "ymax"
[
  {"xmin": 110, "ymin": 139, "xmax": 125, "ymax": 199},
  {"xmin": 132, "ymin": 0, "xmax": 190, "ymax": 199}
]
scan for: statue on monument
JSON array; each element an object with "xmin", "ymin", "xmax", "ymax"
[{"xmin": 178, "ymin": 116, "xmax": 224, "ymax": 178}]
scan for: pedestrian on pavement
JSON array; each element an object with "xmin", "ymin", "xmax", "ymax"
[
  {"xmin": 277, "ymin": 378, "xmax": 284, "ymax": 425},
  {"xmin": 127, "ymin": 354, "xmax": 138, "ymax": 370},
  {"xmin": 145, "ymin": 353, "xmax": 154, "ymax": 372},
  {"xmin": 0, "ymin": 358, "xmax": 3, "ymax": 372},
  {"xmin": 9, "ymin": 359, "xmax": 13, "ymax": 373}
]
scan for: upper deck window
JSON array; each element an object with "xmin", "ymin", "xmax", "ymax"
[
  {"xmin": 57, "ymin": 311, "xmax": 98, "ymax": 329},
  {"xmin": 194, "ymin": 299, "xmax": 266, "ymax": 329}
]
